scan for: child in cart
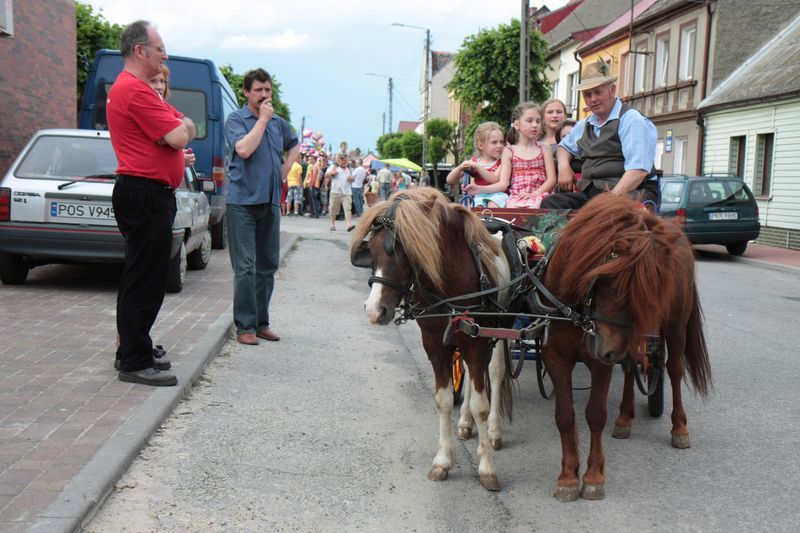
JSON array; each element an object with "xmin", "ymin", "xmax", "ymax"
[{"xmin": 446, "ymin": 122, "xmax": 507, "ymax": 208}]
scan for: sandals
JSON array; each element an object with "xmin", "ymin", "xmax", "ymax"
[
  {"xmin": 347, "ymin": 225, "xmax": 355, "ymax": 232},
  {"xmin": 330, "ymin": 227, "xmax": 336, "ymax": 232}
]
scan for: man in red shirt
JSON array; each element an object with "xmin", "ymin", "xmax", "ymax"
[{"xmin": 108, "ymin": 20, "xmax": 195, "ymax": 386}]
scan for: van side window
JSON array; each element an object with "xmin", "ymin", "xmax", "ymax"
[{"xmin": 170, "ymin": 89, "xmax": 207, "ymax": 139}]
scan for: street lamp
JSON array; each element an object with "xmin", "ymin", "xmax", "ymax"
[
  {"xmin": 392, "ymin": 22, "xmax": 431, "ymax": 171},
  {"xmin": 365, "ymin": 72, "xmax": 394, "ymax": 134}
]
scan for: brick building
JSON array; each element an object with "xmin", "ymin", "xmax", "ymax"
[{"xmin": 0, "ymin": 0, "xmax": 76, "ymax": 175}]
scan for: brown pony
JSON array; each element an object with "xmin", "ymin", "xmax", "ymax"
[
  {"xmin": 541, "ymin": 194, "xmax": 712, "ymax": 501},
  {"xmin": 350, "ymin": 187, "xmax": 514, "ymax": 491}
]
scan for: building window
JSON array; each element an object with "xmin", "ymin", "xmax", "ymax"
[
  {"xmin": 0, "ymin": 0, "xmax": 13, "ymax": 37},
  {"xmin": 552, "ymin": 78, "xmax": 560, "ymax": 100},
  {"xmin": 566, "ymin": 72, "xmax": 578, "ymax": 115},
  {"xmin": 655, "ymin": 139, "xmax": 665, "ymax": 171},
  {"xmin": 655, "ymin": 34, "xmax": 669, "ymax": 88},
  {"xmin": 679, "ymin": 25, "xmax": 696, "ymax": 81},
  {"xmin": 728, "ymin": 136, "xmax": 746, "ymax": 177},
  {"xmin": 753, "ymin": 133, "xmax": 774, "ymax": 196},
  {"xmin": 633, "ymin": 41, "xmax": 648, "ymax": 94},
  {"xmin": 674, "ymin": 137, "xmax": 688, "ymax": 174}
]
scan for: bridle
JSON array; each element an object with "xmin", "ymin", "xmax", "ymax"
[{"xmin": 365, "ymin": 195, "xmax": 414, "ymax": 297}]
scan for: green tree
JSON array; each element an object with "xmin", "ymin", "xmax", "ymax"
[
  {"xmin": 382, "ymin": 138, "xmax": 404, "ymax": 158},
  {"xmin": 376, "ymin": 132, "xmax": 403, "ymax": 157},
  {"xmin": 76, "ymin": 2, "xmax": 122, "ymax": 110},
  {"xmin": 400, "ymin": 131, "xmax": 423, "ymax": 165},
  {"xmin": 448, "ymin": 19, "xmax": 550, "ymax": 136},
  {"xmin": 424, "ymin": 118, "xmax": 455, "ymax": 189},
  {"xmin": 219, "ymin": 64, "xmax": 291, "ymax": 123}
]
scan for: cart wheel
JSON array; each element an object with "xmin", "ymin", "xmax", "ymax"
[
  {"xmin": 634, "ymin": 338, "xmax": 665, "ymax": 417},
  {"xmin": 535, "ymin": 346, "xmax": 553, "ymax": 399},
  {"xmin": 452, "ymin": 348, "xmax": 465, "ymax": 405}
]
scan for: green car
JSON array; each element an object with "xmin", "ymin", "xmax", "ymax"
[{"xmin": 659, "ymin": 174, "xmax": 761, "ymax": 255}]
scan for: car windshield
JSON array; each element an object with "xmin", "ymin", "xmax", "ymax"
[{"xmin": 15, "ymin": 136, "xmax": 118, "ymax": 180}]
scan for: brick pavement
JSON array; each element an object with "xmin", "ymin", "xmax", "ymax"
[{"xmin": 0, "ymin": 234, "xmax": 291, "ymax": 531}]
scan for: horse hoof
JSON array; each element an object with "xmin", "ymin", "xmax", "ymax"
[
  {"xmin": 457, "ymin": 426, "xmax": 473, "ymax": 440},
  {"xmin": 554, "ymin": 485, "xmax": 580, "ymax": 502},
  {"xmin": 490, "ymin": 437, "xmax": 502, "ymax": 450},
  {"xmin": 581, "ymin": 483, "xmax": 606, "ymax": 500},
  {"xmin": 672, "ymin": 434, "xmax": 691, "ymax": 449},
  {"xmin": 427, "ymin": 466, "xmax": 449, "ymax": 481},
  {"xmin": 479, "ymin": 473, "xmax": 500, "ymax": 491},
  {"xmin": 612, "ymin": 425, "xmax": 631, "ymax": 439}
]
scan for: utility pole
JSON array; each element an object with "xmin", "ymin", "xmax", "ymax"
[
  {"xmin": 520, "ymin": 0, "xmax": 530, "ymax": 103},
  {"xmin": 381, "ymin": 112, "xmax": 386, "ymax": 135},
  {"xmin": 366, "ymin": 72, "xmax": 394, "ymax": 134}
]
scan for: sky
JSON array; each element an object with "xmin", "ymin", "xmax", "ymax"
[{"xmin": 82, "ymin": 0, "xmax": 567, "ymax": 155}]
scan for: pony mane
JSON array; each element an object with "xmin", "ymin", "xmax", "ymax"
[
  {"xmin": 548, "ymin": 194, "xmax": 690, "ymax": 344},
  {"xmin": 351, "ymin": 188, "xmax": 502, "ymax": 293}
]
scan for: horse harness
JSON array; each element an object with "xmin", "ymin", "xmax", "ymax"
[{"xmin": 357, "ymin": 197, "xmax": 634, "ymax": 348}]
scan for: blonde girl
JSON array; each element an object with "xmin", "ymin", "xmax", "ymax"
[
  {"xmin": 446, "ymin": 121, "xmax": 507, "ymax": 208},
  {"xmin": 469, "ymin": 102, "xmax": 556, "ymax": 208},
  {"xmin": 541, "ymin": 98, "xmax": 568, "ymax": 150}
]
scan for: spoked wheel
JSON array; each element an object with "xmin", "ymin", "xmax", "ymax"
[
  {"xmin": 534, "ymin": 341, "xmax": 553, "ymax": 399},
  {"xmin": 452, "ymin": 348, "xmax": 465, "ymax": 405},
  {"xmin": 634, "ymin": 337, "xmax": 665, "ymax": 417}
]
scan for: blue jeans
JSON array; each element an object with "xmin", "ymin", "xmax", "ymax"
[
  {"xmin": 352, "ymin": 188, "xmax": 364, "ymax": 215},
  {"xmin": 380, "ymin": 182, "xmax": 391, "ymax": 201},
  {"xmin": 226, "ymin": 203, "xmax": 280, "ymax": 335}
]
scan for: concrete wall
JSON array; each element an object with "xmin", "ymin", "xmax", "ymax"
[{"xmin": 0, "ymin": 0, "xmax": 76, "ymax": 175}]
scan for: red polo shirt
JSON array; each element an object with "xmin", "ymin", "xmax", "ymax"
[{"xmin": 107, "ymin": 70, "xmax": 185, "ymax": 189}]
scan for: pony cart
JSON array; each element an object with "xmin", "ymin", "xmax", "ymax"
[
  {"xmin": 351, "ymin": 188, "xmax": 711, "ymax": 500},
  {"xmin": 455, "ymin": 206, "xmax": 667, "ymax": 418}
]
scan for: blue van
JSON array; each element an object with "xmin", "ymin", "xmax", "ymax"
[{"xmin": 79, "ymin": 49, "xmax": 239, "ymax": 248}]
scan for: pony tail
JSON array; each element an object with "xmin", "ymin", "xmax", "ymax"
[{"xmin": 683, "ymin": 287, "xmax": 713, "ymax": 396}]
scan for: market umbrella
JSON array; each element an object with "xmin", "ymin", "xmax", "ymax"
[{"xmin": 377, "ymin": 158, "xmax": 422, "ymax": 172}]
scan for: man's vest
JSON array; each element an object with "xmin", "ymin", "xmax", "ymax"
[{"xmin": 576, "ymin": 103, "xmax": 654, "ymax": 192}]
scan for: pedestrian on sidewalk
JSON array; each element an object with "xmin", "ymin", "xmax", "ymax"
[
  {"xmin": 304, "ymin": 154, "xmax": 321, "ymax": 217},
  {"xmin": 377, "ymin": 162, "xmax": 392, "ymax": 200},
  {"xmin": 108, "ymin": 20, "xmax": 195, "ymax": 386},
  {"xmin": 351, "ymin": 158, "xmax": 366, "ymax": 216},
  {"xmin": 286, "ymin": 159, "xmax": 303, "ymax": 216},
  {"xmin": 325, "ymin": 153, "xmax": 354, "ymax": 231},
  {"xmin": 224, "ymin": 67, "xmax": 300, "ymax": 345}
]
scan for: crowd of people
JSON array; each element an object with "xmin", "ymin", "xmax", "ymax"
[{"xmin": 278, "ymin": 141, "xmax": 433, "ymax": 231}]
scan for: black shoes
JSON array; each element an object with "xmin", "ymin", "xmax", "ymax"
[
  {"xmin": 118, "ymin": 367, "xmax": 178, "ymax": 387},
  {"xmin": 115, "ymin": 345, "xmax": 171, "ymax": 370}
]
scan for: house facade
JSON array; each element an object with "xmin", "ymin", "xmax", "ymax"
[
  {"xmin": 0, "ymin": 0, "xmax": 76, "ymax": 175},
  {"xmin": 698, "ymin": 14, "xmax": 800, "ymax": 250}
]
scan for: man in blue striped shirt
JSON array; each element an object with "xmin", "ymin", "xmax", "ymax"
[{"xmin": 542, "ymin": 60, "xmax": 659, "ymax": 210}]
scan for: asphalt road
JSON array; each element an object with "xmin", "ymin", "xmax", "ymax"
[{"xmin": 86, "ymin": 217, "xmax": 800, "ymax": 532}]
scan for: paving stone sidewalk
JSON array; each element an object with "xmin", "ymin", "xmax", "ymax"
[{"xmin": 0, "ymin": 233, "xmax": 294, "ymax": 532}]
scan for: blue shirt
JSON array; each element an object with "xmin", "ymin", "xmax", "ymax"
[
  {"xmin": 560, "ymin": 98, "xmax": 657, "ymax": 175},
  {"xmin": 224, "ymin": 106, "xmax": 298, "ymax": 205}
]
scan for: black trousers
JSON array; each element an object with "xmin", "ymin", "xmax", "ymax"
[
  {"xmin": 541, "ymin": 180, "xmax": 660, "ymax": 210},
  {"xmin": 112, "ymin": 175, "xmax": 176, "ymax": 372}
]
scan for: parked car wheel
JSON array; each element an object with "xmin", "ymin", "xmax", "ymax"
[
  {"xmin": 166, "ymin": 242, "xmax": 187, "ymax": 293},
  {"xmin": 187, "ymin": 229, "xmax": 212, "ymax": 270},
  {"xmin": 725, "ymin": 241, "xmax": 748, "ymax": 256},
  {"xmin": 211, "ymin": 217, "xmax": 226, "ymax": 249},
  {"xmin": 0, "ymin": 253, "xmax": 29, "ymax": 285}
]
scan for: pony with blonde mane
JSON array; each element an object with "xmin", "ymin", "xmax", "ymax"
[{"xmin": 351, "ymin": 187, "xmax": 513, "ymax": 491}]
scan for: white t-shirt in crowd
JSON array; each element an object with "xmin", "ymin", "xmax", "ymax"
[
  {"xmin": 351, "ymin": 166, "xmax": 366, "ymax": 189},
  {"xmin": 329, "ymin": 164, "xmax": 353, "ymax": 195}
]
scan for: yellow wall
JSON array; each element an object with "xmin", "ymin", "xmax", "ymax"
[{"xmin": 577, "ymin": 39, "xmax": 629, "ymax": 119}]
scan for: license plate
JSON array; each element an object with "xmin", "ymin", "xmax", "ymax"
[
  {"xmin": 50, "ymin": 201, "xmax": 116, "ymax": 223},
  {"xmin": 708, "ymin": 211, "xmax": 738, "ymax": 221}
]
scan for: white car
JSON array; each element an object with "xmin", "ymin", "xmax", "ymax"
[{"xmin": 0, "ymin": 129, "xmax": 214, "ymax": 292}]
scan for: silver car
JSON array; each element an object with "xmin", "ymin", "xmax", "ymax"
[{"xmin": 0, "ymin": 129, "xmax": 214, "ymax": 292}]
